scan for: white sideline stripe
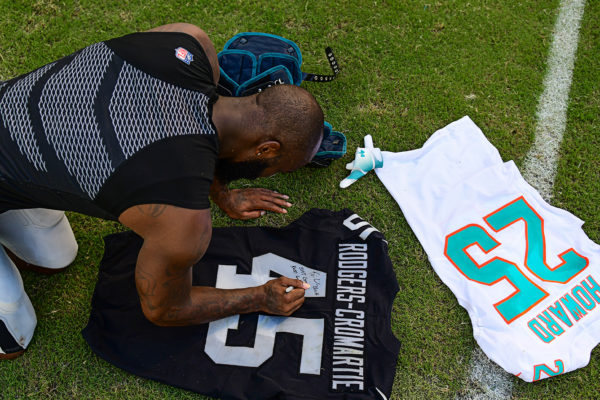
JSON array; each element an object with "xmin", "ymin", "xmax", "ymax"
[
  {"xmin": 522, "ymin": 0, "xmax": 587, "ymax": 200},
  {"xmin": 456, "ymin": 0, "xmax": 586, "ymax": 399},
  {"xmin": 459, "ymin": 347, "xmax": 514, "ymax": 400}
]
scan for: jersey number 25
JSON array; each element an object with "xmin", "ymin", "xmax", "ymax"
[{"xmin": 444, "ymin": 196, "xmax": 588, "ymax": 323}]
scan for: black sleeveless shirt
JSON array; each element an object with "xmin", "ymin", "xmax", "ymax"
[{"xmin": 0, "ymin": 32, "xmax": 218, "ymax": 220}]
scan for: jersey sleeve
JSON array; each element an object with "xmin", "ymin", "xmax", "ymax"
[
  {"xmin": 104, "ymin": 31, "xmax": 217, "ymax": 101},
  {"xmin": 94, "ymin": 134, "xmax": 218, "ymax": 217}
]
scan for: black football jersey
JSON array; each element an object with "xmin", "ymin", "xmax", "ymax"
[{"xmin": 83, "ymin": 209, "xmax": 400, "ymax": 399}]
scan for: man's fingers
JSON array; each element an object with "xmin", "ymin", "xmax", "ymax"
[
  {"xmin": 271, "ymin": 190, "xmax": 289, "ymax": 199},
  {"xmin": 286, "ymin": 288, "xmax": 306, "ymax": 301},
  {"xmin": 279, "ymin": 276, "xmax": 310, "ymax": 290},
  {"xmin": 257, "ymin": 189, "xmax": 289, "ymax": 200},
  {"xmin": 259, "ymin": 190, "xmax": 290, "ymax": 202},
  {"xmin": 248, "ymin": 188, "xmax": 285, "ymax": 196},
  {"xmin": 235, "ymin": 189, "xmax": 291, "ymax": 215},
  {"xmin": 250, "ymin": 198, "xmax": 289, "ymax": 214},
  {"xmin": 286, "ymin": 296, "xmax": 306, "ymax": 315},
  {"xmin": 262, "ymin": 196, "xmax": 292, "ymax": 210},
  {"xmin": 249, "ymin": 190, "xmax": 291, "ymax": 208},
  {"xmin": 240, "ymin": 210, "xmax": 265, "ymax": 220}
]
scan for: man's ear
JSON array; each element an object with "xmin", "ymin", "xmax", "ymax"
[{"xmin": 256, "ymin": 141, "xmax": 281, "ymax": 159}]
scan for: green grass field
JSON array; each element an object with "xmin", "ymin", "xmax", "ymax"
[{"xmin": 0, "ymin": 0, "xmax": 599, "ymax": 398}]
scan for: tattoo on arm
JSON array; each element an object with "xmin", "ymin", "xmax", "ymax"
[
  {"xmin": 136, "ymin": 265, "xmax": 189, "ymax": 315},
  {"xmin": 135, "ymin": 268, "xmax": 159, "ymax": 311},
  {"xmin": 136, "ymin": 204, "xmax": 167, "ymax": 217},
  {"xmin": 163, "ymin": 290, "xmax": 258, "ymax": 326},
  {"xmin": 138, "ymin": 265, "xmax": 259, "ymax": 326}
]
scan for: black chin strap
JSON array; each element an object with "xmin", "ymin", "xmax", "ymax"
[{"xmin": 303, "ymin": 47, "xmax": 340, "ymax": 82}]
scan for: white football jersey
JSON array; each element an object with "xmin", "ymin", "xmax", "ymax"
[{"xmin": 375, "ymin": 116, "xmax": 600, "ymax": 382}]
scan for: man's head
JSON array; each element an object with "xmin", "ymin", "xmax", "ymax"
[{"xmin": 213, "ymin": 85, "xmax": 324, "ymax": 182}]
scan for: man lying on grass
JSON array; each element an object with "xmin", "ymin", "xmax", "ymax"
[{"xmin": 0, "ymin": 23, "xmax": 322, "ymax": 359}]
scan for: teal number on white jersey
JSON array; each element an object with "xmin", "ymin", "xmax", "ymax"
[
  {"xmin": 533, "ymin": 360, "xmax": 564, "ymax": 381},
  {"xmin": 485, "ymin": 197, "xmax": 588, "ymax": 284},
  {"xmin": 445, "ymin": 223, "xmax": 548, "ymax": 323},
  {"xmin": 445, "ymin": 197, "xmax": 589, "ymax": 323}
]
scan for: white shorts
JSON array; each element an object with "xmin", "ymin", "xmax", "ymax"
[
  {"xmin": 0, "ymin": 209, "xmax": 78, "ymax": 355},
  {"xmin": 0, "ymin": 209, "xmax": 78, "ymax": 269}
]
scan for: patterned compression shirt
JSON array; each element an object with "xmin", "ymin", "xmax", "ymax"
[{"xmin": 0, "ymin": 32, "xmax": 219, "ymax": 220}]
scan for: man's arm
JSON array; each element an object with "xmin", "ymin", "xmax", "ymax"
[{"xmin": 119, "ymin": 204, "xmax": 308, "ymax": 326}]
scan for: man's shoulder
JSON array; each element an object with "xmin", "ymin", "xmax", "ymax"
[
  {"xmin": 147, "ymin": 23, "xmax": 212, "ymax": 51},
  {"xmin": 104, "ymin": 27, "xmax": 217, "ymax": 94}
]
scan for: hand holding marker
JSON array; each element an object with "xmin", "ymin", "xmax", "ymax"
[
  {"xmin": 286, "ymin": 281, "xmax": 310, "ymax": 293},
  {"xmin": 339, "ymin": 135, "xmax": 383, "ymax": 188}
]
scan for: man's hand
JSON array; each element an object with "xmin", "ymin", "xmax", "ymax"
[
  {"xmin": 219, "ymin": 188, "xmax": 292, "ymax": 220},
  {"xmin": 260, "ymin": 277, "xmax": 310, "ymax": 316},
  {"xmin": 210, "ymin": 177, "xmax": 292, "ymax": 220}
]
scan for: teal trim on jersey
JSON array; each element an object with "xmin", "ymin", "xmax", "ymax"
[
  {"xmin": 533, "ymin": 360, "xmax": 564, "ymax": 381},
  {"xmin": 485, "ymin": 198, "xmax": 588, "ymax": 283},
  {"xmin": 445, "ymin": 225, "xmax": 548, "ymax": 323}
]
